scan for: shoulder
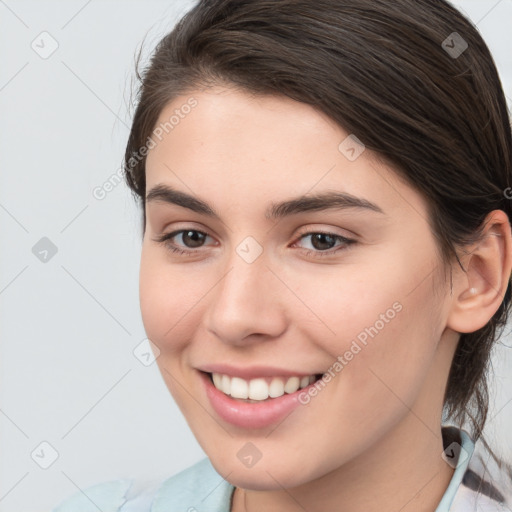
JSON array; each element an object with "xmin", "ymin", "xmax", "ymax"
[
  {"xmin": 52, "ymin": 479, "xmax": 136, "ymax": 512},
  {"xmin": 151, "ymin": 456, "xmax": 235, "ymax": 511},
  {"xmin": 52, "ymin": 457, "xmax": 234, "ymax": 512}
]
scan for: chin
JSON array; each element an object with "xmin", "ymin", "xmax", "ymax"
[{"xmin": 208, "ymin": 450, "xmax": 323, "ymax": 491}]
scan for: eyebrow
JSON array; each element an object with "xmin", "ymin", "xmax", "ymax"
[{"xmin": 146, "ymin": 184, "xmax": 385, "ymax": 220}]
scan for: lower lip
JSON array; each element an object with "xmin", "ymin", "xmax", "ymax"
[{"xmin": 200, "ymin": 371, "xmax": 317, "ymax": 429}]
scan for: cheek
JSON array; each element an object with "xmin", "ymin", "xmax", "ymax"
[
  {"xmin": 139, "ymin": 249, "xmax": 206, "ymax": 414},
  {"xmin": 301, "ymin": 257, "xmax": 441, "ymax": 407},
  {"xmin": 139, "ymin": 247, "xmax": 204, "ymax": 353}
]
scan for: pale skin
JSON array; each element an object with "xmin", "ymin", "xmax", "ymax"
[{"xmin": 139, "ymin": 85, "xmax": 512, "ymax": 512}]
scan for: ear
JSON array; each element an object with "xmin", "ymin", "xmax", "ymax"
[{"xmin": 446, "ymin": 210, "xmax": 512, "ymax": 334}]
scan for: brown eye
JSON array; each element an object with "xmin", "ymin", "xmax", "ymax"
[
  {"xmin": 176, "ymin": 230, "xmax": 207, "ymax": 248},
  {"xmin": 295, "ymin": 231, "xmax": 356, "ymax": 257},
  {"xmin": 153, "ymin": 229, "xmax": 213, "ymax": 254}
]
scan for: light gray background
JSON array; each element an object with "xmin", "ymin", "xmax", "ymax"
[{"xmin": 0, "ymin": 1, "xmax": 511, "ymax": 510}]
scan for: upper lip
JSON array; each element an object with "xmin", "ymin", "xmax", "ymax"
[{"xmin": 198, "ymin": 363, "xmax": 321, "ymax": 380}]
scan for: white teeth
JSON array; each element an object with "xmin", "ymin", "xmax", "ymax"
[
  {"xmin": 230, "ymin": 377, "xmax": 249, "ymax": 399},
  {"xmin": 249, "ymin": 378, "xmax": 268, "ymax": 400},
  {"xmin": 211, "ymin": 372, "xmax": 317, "ymax": 401},
  {"xmin": 212, "ymin": 373, "xmax": 222, "ymax": 389},
  {"xmin": 284, "ymin": 376, "xmax": 300, "ymax": 394},
  {"xmin": 269, "ymin": 377, "xmax": 284, "ymax": 398},
  {"xmin": 221, "ymin": 374, "xmax": 230, "ymax": 395}
]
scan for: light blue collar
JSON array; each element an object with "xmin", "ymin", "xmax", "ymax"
[
  {"xmin": 151, "ymin": 457, "xmax": 234, "ymax": 512},
  {"xmin": 435, "ymin": 428, "xmax": 475, "ymax": 512}
]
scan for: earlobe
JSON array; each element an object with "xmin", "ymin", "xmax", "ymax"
[{"xmin": 446, "ymin": 210, "xmax": 512, "ymax": 334}]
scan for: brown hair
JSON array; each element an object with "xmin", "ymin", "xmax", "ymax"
[{"xmin": 123, "ymin": 0, "xmax": 512, "ymax": 458}]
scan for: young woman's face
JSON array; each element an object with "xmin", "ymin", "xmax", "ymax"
[{"xmin": 140, "ymin": 86, "xmax": 457, "ymax": 489}]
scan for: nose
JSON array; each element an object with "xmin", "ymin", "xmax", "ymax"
[{"xmin": 203, "ymin": 248, "xmax": 288, "ymax": 347}]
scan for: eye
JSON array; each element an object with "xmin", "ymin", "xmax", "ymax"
[
  {"xmin": 152, "ymin": 229, "xmax": 214, "ymax": 256},
  {"xmin": 152, "ymin": 228, "xmax": 356, "ymax": 258},
  {"xmin": 293, "ymin": 230, "xmax": 356, "ymax": 257}
]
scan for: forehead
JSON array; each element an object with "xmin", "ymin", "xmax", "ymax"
[
  {"xmin": 148, "ymin": 86, "xmax": 342, "ymax": 162},
  {"xmin": 145, "ymin": 87, "xmax": 428, "ymax": 220}
]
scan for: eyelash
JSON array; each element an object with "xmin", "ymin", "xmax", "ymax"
[{"xmin": 152, "ymin": 228, "xmax": 356, "ymax": 258}]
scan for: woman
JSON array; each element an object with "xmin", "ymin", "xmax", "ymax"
[{"xmin": 53, "ymin": 0, "xmax": 512, "ymax": 510}]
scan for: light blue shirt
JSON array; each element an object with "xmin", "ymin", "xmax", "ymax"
[{"xmin": 52, "ymin": 427, "xmax": 512, "ymax": 511}]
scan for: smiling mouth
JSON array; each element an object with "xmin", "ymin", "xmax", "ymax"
[{"xmin": 205, "ymin": 371, "xmax": 324, "ymax": 402}]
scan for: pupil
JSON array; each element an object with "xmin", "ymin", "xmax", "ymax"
[
  {"xmin": 312, "ymin": 233, "xmax": 335, "ymax": 251},
  {"xmin": 184, "ymin": 230, "xmax": 205, "ymax": 248}
]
